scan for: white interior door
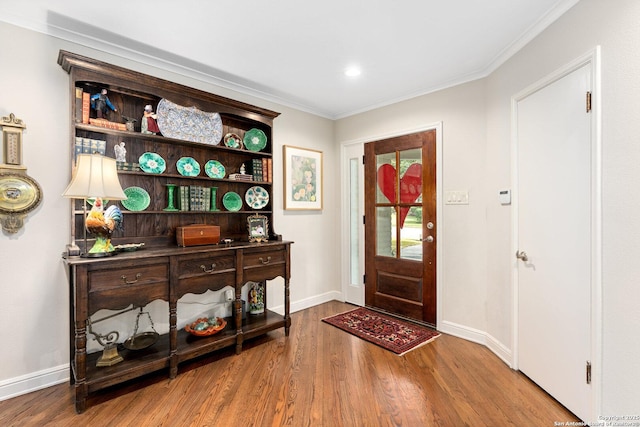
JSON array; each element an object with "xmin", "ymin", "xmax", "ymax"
[
  {"xmin": 342, "ymin": 142, "xmax": 365, "ymax": 306},
  {"xmin": 515, "ymin": 62, "xmax": 593, "ymax": 420}
]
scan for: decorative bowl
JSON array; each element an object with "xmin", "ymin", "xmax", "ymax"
[{"xmin": 185, "ymin": 317, "xmax": 227, "ymax": 337}]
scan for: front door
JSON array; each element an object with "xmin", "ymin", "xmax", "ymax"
[{"xmin": 364, "ymin": 130, "xmax": 437, "ymax": 326}]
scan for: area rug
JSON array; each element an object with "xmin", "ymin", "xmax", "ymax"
[{"xmin": 322, "ymin": 307, "xmax": 440, "ymax": 355}]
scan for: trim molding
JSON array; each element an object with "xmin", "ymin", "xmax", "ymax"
[
  {"xmin": 0, "ymin": 365, "xmax": 69, "ymax": 402},
  {"xmin": 439, "ymin": 320, "xmax": 513, "ymax": 367}
]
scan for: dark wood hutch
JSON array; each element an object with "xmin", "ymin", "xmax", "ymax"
[{"xmin": 58, "ymin": 51, "xmax": 292, "ymax": 413}]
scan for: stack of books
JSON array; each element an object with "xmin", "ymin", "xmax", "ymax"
[
  {"xmin": 178, "ymin": 185, "xmax": 213, "ymax": 211},
  {"xmin": 74, "ymin": 137, "xmax": 106, "ymax": 158},
  {"xmin": 248, "ymin": 158, "xmax": 272, "ymax": 182}
]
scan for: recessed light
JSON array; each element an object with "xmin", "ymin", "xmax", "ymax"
[{"xmin": 345, "ymin": 66, "xmax": 361, "ymax": 77}]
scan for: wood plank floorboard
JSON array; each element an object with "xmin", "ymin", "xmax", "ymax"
[{"xmin": 0, "ymin": 301, "xmax": 580, "ymax": 426}]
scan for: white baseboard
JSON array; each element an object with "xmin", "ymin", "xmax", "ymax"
[
  {"xmin": 439, "ymin": 320, "xmax": 513, "ymax": 368},
  {"xmin": 0, "ymin": 364, "xmax": 69, "ymax": 402},
  {"xmin": 269, "ymin": 290, "xmax": 342, "ymax": 315}
]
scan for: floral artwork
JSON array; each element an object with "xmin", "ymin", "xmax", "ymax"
[
  {"xmin": 283, "ymin": 145, "xmax": 323, "ymax": 210},
  {"xmin": 290, "ymin": 155, "xmax": 318, "ymax": 202}
]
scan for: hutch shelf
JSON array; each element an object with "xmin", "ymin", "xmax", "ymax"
[{"xmin": 58, "ymin": 51, "xmax": 292, "ymax": 413}]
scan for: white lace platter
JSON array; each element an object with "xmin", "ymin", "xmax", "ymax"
[{"xmin": 156, "ymin": 98, "xmax": 223, "ymax": 144}]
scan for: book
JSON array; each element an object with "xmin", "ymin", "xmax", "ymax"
[
  {"xmin": 89, "ymin": 118, "xmax": 127, "ymax": 131},
  {"xmin": 267, "ymin": 158, "xmax": 272, "ymax": 183},
  {"xmin": 82, "ymin": 92, "xmax": 90, "ymax": 124},
  {"xmin": 75, "ymin": 88, "xmax": 83, "ymax": 123}
]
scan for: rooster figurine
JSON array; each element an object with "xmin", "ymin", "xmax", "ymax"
[{"xmin": 85, "ymin": 197, "xmax": 123, "ymax": 256}]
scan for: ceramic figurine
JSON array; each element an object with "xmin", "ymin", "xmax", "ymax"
[
  {"xmin": 91, "ymin": 89, "xmax": 117, "ymax": 118},
  {"xmin": 114, "ymin": 142, "xmax": 126, "ymax": 162},
  {"xmin": 141, "ymin": 104, "xmax": 160, "ymax": 134},
  {"xmin": 248, "ymin": 282, "xmax": 264, "ymax": 314}
]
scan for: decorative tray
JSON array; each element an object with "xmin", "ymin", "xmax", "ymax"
[
  {"xmin": 185, "ymin": 317, "xmax": 227, "ymax": 337},
  {"xmin": 156, "ymin": 98, "xmax": 223, "ymax": 144}
]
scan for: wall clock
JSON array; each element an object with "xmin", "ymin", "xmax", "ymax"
[{"xmin": 0, "ymin": 113, "xmax": 42, "ymax": 233}]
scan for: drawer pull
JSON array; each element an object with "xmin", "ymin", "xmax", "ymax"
[
  {"xmin": 121, "ymin": 273, "xmax": 142, "ymax": 285},
  {"xmin": 259, "ymin": 256, "xmax": 271, "ymax": 265},
  {"xmin": 200, "ymin": 263, "xmax": 217, "ymax": 273}
]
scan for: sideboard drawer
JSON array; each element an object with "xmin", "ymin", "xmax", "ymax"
[
  {"xmin": 89, "ymin": 263, "xmax": 169, "ymax": 292},
  {"xmin": 242, "ymin": 248, "xmax": 286, "ymax": 281},
  {"xmin": 175, "ymin": 253, "xmax": 236, "ymax": 296}
]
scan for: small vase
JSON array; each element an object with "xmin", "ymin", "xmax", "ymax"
[
  {"xmin": 248, "ymin": 282, "xmax": 264, "ymax": 314},
  {"xmin": 164, "ymin": 184, "xmax": 179, "ymax": 212},
  {"xmin": 210, "ymin": 187, "xmax": 218, "ymax": 211}
]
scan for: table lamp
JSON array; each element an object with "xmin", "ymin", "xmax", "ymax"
[{"xmin": 62, "ymin": 154, "xmax": 126, "ymax": 257}]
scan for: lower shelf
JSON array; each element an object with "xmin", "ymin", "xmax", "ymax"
[{"xmin": 79, "ymin": 309, "xmax": 287, "ymax": 393}]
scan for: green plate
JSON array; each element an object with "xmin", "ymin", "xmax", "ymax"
[
  {"xmin": 204, "ymin": 160, "xmax": 226, "ymax": 179},
  {"xmin": 243, "ymin": 128, "xmax": 267, "ymax": 152},
  {"xmin": 222, "ymin": 191, "xmax": 242, "ymax": 211},
  {"xmin": 224, "ymin": 133, "xmax": 242, "ymax": 149},
  {"xmin": 177, "ymin": 156, "xmax": 201, "ymax": 177},
  {"xmin": 121, "ymin": 186, "xmax": 151, "ymax": 211},
  {"xmin": 138, "ymin": 152, "xmax": 166, "ymax": 174}
]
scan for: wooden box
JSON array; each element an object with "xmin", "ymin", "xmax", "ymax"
[{"xmin": 176, "ymin": 225, "xmax": 220, "ymax": 247}]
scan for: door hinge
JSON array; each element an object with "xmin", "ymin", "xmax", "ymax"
[
  {"xmin": 362, "ymin": 155, "xmax": 365, "ymax": 165},
  {"xmin": 363, "ymin": 274, "xmax": 366, "ymax": 284},
  {"xmin": 363, "ymin": 215, "xmax": 365, "ymax": 225},
  {"xmin": 586, "ymin": 91, "xmax": 592, "ymax": 113},
  {"xmin": 586, "ymin": 361, "xmax": 592, "ymax": 384}
]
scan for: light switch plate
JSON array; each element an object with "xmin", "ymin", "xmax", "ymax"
[{"xmin": 445, "ymin": 190, "xmax": 469, "ymax": 205}]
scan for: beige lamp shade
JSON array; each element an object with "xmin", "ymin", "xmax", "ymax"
[{"xmin": 62, "ymin": 154, "xmax": 126, "ymax": 200}]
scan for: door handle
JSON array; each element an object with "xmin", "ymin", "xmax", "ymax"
[
  {"xmin": 423, "ymin": 236, "xmax": 434, "ymax": 243},
  {"xmin": 515, "ymin": 250, "xmax": 528, "ymax": 262}
]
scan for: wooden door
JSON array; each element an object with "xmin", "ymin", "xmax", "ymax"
[
  {"xmin": 516, "ymin": 62, "xmax": 593, "ymax": 420},
  {"xmin": 364, "ymin": 130, "xmax": 436, "ymax": 326}
]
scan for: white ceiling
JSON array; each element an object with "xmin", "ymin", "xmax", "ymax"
[{"xmin": 1, "ymin": 0, "xmax": 579, "ymax": 119}]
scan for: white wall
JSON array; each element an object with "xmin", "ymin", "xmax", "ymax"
[
  {"xmin": 337, "ymin": 0, "xmax": 640, "ymax": 416},
  {"xmin": 0, "ymin": 21, "xmax": 339, "ymax": 398}
]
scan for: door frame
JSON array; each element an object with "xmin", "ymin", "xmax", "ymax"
[
  {"xmin": 510, "ymin": 47, "xmax": 602, "ymax": 419},
  {"xmin": 340, "ymin": 122, "xmax": 444, "ymax": 327}
]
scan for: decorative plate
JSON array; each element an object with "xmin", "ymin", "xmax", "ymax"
[
  {"xmin": 138, "ymin": 152, "xmax": 166, "ymax": 174},
  {"xmin": 185, "ymin": 317, "xmax": 227, "ymax": 337},
  {"xmin": 156, "ymin": 98, "xmax": 223, "ymax": 144},
  {"xmin": 243, "ymin": 128, "xmax": 267, "ymax": 152},
  {"xmin": 121, "ymin": 186, "xmax": 151, "ymax": 211},
  {"xmin": 223, "ymin": 133, "xmax": 242, "ymax": 149},
  {"xmin": 222, "ymin": 191, "xmax": 243, "ymax": 211},
  {"xmin": 176, "ymin": 156, "xmax": 201, "ymax": 177},
  {"xmin": 245, "ymin": 186, "xmax": 270, "ymax": 209},
  {"xmin": 204, "ymin": 160, "xmax": 226, "ymax": 179}
]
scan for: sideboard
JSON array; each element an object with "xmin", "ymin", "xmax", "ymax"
[{"xmin": 64, "ymin": 241, "xmax": 291, "ymax": 413}]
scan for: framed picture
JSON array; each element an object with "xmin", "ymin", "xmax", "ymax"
[
  {"xmin": 247, "ymin": 214, "xmax": 269, "ymax": 242},
  {"xmin": 283, "ymin": 145, "xmax": 323, "ymax": 210}
]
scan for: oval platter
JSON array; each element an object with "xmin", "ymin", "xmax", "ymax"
[
  {"xmin": 138, "ymin": 152, "xmax": 166, "ymax": 174},
  {"xmin": 204, "ymin": 160, "xmax": 226, "ymax": 179},
  {"xmin": 156, "ymin": 98, "xmax": 223, "ymax": 144},
  {"xmin": 176, "ymin": 156, "xmax": 201, "ymax": 177}
]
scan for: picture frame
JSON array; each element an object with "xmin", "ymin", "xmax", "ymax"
[
  {"xmin": 247, "ymin": 214, "xmax": 269, "ymax": 242},
  {"xmin": 283, "ymin": 145, "xmax": 323, "ymax": 210}
]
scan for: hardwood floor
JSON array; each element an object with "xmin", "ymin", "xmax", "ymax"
[{"xmin": 0, "ymin": 301, "xmax": 579, "ymax": 426}]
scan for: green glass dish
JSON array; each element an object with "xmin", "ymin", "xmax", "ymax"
[
  {"xmin": 222, "ymin": 191, "xmax": 242, "ymax": 211},
  {"xmin": 243, "ymin": 128, "xmax": 267, "ymax": 152},
  {"xmin": 121, "ymin": 186, "xmax": 151, "ymax": 211}
]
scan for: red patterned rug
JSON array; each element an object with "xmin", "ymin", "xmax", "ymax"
[{"xmin": 322, "ymin": 307, "xmax": 440, "ymax": 355}]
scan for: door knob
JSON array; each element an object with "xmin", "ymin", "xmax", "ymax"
[
  {"xmin": 423, "ymin": 236, "xmax": 434, "ymax": 243},
  {"xmin": 516, "ymin": 250, "xmax": 528, "ymax": 262}
]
